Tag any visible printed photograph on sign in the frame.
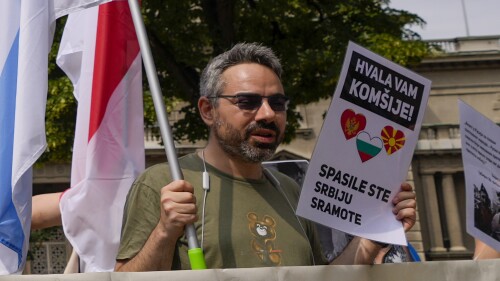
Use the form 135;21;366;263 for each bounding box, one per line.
474;183;500;241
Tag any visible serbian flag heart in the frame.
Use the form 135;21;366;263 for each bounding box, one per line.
356;131;383;162
380;126;406;155
340;109;366;140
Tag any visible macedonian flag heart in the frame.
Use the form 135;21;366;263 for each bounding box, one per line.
356;131;383;162
340;109;366;140
380;126;405;155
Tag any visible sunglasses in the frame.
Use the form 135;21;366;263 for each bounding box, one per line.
211;93;290;112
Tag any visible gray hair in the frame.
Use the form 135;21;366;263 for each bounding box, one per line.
199;42;282;99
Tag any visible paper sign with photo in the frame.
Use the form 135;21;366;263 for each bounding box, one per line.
296;41;431;245
459;101;500;251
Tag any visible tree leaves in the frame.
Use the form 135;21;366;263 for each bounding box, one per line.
43;0;430;162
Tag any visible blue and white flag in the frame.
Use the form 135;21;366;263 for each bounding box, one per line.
0;1;51;274
0;0;110;275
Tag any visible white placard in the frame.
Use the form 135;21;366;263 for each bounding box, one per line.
296;41;431;245
459;101;500;251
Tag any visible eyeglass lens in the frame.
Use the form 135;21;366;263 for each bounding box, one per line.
234;94;289;111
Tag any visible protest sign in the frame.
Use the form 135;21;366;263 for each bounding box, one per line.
459;101;500;251
296;41;431;245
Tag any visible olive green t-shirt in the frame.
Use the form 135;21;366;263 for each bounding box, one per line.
117;153;326;269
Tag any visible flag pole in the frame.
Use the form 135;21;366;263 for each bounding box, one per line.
127;0;206;270
460;0;470;36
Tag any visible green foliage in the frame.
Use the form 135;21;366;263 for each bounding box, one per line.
144;0;430;144
41;17;76;163
42;77;76;163
43;0;431;161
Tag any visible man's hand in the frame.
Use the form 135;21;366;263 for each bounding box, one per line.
391;182;416;232
115;180;198;272
331;182;417;266
158;180;198;241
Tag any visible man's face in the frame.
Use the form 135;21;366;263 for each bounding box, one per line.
211;63;286;163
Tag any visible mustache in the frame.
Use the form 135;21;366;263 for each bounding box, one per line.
245;121;281;138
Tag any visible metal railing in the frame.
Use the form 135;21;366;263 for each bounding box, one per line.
427;36;500;54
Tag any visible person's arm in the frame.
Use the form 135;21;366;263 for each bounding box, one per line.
115;180;198;271
330;237;384;264
330;183;416;265
373;244;392;264
473;239;500;260
115;222;178;271
31;192;63;230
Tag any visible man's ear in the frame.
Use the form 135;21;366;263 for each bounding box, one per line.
198;97;214;126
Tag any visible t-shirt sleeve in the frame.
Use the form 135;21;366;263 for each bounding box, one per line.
116;181;161;260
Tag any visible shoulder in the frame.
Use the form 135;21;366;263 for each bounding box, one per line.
264;167;301;200
265;167;299;184
133;162;171;193
132;153;201;192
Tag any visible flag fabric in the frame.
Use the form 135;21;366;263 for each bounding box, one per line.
57;1;145;272
0;2;50;274
0;0;117;275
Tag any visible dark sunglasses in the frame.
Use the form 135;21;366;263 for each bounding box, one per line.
210;93;290;112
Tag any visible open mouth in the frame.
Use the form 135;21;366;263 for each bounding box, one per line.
251;129;276;143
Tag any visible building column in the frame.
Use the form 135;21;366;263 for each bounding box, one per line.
421;173;446;252
441;173;467;251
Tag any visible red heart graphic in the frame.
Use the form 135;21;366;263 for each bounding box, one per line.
380;126;406;155
340;109;366;140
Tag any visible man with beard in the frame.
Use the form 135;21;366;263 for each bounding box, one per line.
114;43;417;271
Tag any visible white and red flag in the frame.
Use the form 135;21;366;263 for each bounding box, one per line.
57;1;145;272
0;0;111;274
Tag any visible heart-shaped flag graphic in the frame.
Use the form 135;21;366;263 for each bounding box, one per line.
380;126;406;155
340;109;366;140
356;131;383;162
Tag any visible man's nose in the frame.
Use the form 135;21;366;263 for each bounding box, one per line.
254;100;276;122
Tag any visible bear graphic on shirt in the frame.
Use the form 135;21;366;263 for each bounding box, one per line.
247;212;281;265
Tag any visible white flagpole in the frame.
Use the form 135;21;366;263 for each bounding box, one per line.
126;0;206;269
460;0;470;36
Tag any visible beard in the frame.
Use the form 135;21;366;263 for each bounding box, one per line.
212;117;283;163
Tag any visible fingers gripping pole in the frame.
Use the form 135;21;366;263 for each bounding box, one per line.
127;0;206;269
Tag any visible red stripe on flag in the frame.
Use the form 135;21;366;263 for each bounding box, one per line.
89;1;140;141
